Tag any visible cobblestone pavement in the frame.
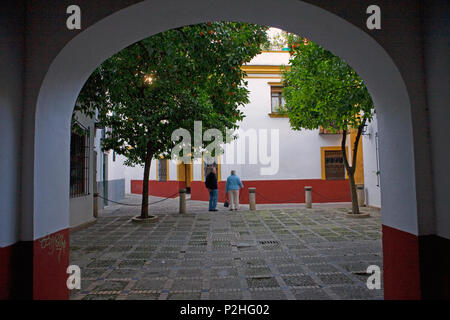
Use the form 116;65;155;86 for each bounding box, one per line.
70;195;383;300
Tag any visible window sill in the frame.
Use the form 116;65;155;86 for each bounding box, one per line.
268;113;288;118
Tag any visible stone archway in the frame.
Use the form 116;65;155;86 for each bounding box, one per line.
29;0;421;299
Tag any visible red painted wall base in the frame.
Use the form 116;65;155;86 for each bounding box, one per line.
131;180;182;198
0;229;69;300
131;179;351;204
382;225;450;299
382;225;421;299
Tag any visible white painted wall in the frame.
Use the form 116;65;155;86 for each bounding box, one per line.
362;116;381;208
245;51;290;66
221;73;343;180
107;151;126;181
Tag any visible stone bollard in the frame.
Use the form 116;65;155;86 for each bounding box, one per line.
249;188;256;211
93;192;99;218
357;184;365;207
179;189;186;214
305;186;312;208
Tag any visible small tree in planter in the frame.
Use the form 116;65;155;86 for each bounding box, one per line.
282;36;375;215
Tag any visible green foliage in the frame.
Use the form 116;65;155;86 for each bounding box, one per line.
282;35;374;132
76;22;268;166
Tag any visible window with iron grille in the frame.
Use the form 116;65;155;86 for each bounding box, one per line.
70;123;90;197
157;159;168;182
324;150;345;180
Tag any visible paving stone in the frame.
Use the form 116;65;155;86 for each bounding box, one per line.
168;292;202;300
86;259;117;268
209;268;239;278
242;259;266;267
133;279;167;291
306;264;340;273
148;259;178;268
118;259;146;268
250;289;287;300
246;277;279;289
291;288;331;300
243;267;272;277
141;269;171;278
82;294;118;300
277;265;306;275
126;252;152;259
282;275;316;287
170;279;203;291
317;273;354;285
82;268;108;278
210;278;242;290
92;280;128;292
106;268;140;279
126;293;160;300
176;268;203;278
209;291;243;300
329;286;379;300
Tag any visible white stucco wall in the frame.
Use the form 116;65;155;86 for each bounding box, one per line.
107;151;126;181
221;75;344;180
362;116;381;208
245;51;290;66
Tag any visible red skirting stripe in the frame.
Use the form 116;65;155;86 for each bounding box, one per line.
382;225;421;300
131;180;182;198
33;228;70;300
131;179;351;204
0;229;70;300
191;179;351;204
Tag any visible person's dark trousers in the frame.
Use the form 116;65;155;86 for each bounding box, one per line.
209;189;218;210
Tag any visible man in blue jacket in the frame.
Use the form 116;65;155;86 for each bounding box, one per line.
205;167;218;211
225;170;244;211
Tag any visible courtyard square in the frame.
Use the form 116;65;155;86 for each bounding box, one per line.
70;196;383;300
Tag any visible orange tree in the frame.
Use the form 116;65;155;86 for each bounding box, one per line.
282;36;375;214
76;22;268;219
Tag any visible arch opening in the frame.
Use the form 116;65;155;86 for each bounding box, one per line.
31;0;418;299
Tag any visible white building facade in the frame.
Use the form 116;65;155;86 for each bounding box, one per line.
69;112;127;229
122;51;381;208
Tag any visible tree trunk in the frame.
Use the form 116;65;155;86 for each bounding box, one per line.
140;147;153;219
341;129;360;214
348;169;360;214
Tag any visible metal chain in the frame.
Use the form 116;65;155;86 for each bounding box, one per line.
97;192;179;206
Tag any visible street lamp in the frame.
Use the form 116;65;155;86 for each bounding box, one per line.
144;75;153;84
